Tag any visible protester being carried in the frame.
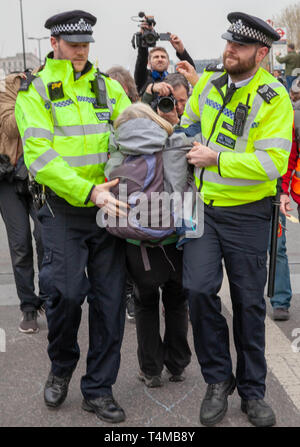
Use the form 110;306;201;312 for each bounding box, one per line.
103;103;192;387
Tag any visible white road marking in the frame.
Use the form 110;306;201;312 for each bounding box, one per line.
220;277;300;411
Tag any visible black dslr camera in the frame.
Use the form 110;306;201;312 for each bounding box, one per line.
131;12;170;49
157;94;176;113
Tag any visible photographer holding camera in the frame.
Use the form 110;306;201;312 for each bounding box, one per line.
142;73;190;126
133;13;195;96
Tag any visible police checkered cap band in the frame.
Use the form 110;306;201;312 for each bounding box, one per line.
229;19;273;47
51;18;92;35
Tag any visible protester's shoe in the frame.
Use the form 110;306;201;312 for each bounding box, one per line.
166;368;186;383
273;307;290;321
18;310;39;334
241;399;276;427
126;293;135;322
82;396;126;423
44;372;72;408
200;374;236;426
138;370;162;388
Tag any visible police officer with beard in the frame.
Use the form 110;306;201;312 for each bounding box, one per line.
181;12;293;427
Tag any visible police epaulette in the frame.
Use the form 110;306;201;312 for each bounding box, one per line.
257;84;279;104
206;63;224;72
19;73;37;92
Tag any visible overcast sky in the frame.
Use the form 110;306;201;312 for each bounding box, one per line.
0;0;296;72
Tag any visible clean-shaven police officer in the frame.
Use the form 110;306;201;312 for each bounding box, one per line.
15;10;131;423
181;12;293;427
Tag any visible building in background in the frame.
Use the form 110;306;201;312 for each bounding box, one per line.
0;53;40;75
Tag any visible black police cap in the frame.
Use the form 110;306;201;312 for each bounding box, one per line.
45;10;97;43
222;12;280;47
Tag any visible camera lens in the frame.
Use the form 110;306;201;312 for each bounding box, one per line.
157;96;175;113
144;32;157;45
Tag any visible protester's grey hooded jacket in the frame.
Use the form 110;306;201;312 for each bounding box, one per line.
106;118;193;192
105;117;203;242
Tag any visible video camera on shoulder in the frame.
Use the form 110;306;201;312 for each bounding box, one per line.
131;12;170;49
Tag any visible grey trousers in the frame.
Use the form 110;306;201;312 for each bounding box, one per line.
0;179;45;311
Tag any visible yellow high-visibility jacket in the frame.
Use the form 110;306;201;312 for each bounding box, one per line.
15;54;131;207
181;66;293;206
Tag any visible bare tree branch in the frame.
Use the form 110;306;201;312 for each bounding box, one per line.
273;3;300;48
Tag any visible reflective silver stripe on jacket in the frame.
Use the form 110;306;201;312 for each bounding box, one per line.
198;72;224;118
62;153;108;167
29;148;59;177
233;81;284;153
254;138;291;152
32;77;59;126
22;123;110;145
255;150;281;180
30;149;108;177
184;101;200;123
22;127;54;146
53;123;110;137
203;170;263;186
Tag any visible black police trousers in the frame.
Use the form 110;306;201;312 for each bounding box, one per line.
126;242;191;377
0;179;45;311
183;197;272;400
38;199;126;400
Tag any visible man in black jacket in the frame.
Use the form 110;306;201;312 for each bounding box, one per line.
134;20;195;96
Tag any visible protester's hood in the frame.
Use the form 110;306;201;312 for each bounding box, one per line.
115;118;169;155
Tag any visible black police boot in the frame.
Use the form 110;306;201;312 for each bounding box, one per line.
200;374;236;426
82;395;126;423
44;372;72;408
241;399;276;427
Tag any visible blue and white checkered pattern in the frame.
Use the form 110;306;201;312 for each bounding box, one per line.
53;99;74;108
47;96;116;111
205;98;259;129
77;96;97;105
206;98;235;120
51;97;97;108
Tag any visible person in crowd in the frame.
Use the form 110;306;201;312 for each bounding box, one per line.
276;43;300;91
279;77;300;256
290;77;300;108
0;71;46;333
134;14;195;96
181;12;293;427
268;202;293;321
15;9;131;423
142;72;190;125
176;60;200;88
268;79;300;321
105;102;192;388
272;68;287;88
106;65;139;104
